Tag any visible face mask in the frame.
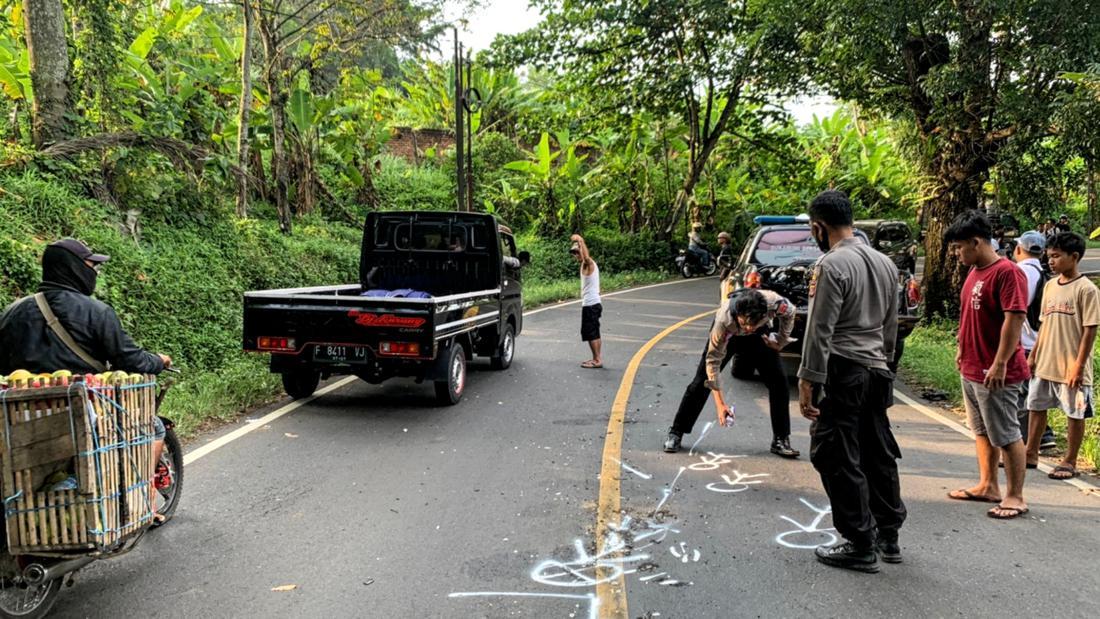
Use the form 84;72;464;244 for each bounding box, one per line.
812;223;831;252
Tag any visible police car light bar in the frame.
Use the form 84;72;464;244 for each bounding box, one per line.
753;214;811;225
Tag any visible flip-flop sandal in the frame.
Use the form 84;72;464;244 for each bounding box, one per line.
947;489;1001;503
1048;465;1079;480
987;505;1029;519
580;361;603;369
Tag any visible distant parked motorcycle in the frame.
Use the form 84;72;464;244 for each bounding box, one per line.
676;248;718;278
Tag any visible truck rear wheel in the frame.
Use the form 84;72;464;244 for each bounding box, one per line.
434;343;466;405
282;370;320;400
490;324;515;370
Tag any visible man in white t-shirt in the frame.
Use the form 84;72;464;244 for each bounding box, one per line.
1012;231;1056;451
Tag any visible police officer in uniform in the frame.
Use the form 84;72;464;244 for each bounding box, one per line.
797;190;906;573
663;287;800;458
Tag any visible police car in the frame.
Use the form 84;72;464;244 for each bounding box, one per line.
719;215;921;372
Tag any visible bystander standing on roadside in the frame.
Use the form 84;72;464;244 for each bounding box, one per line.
945;211;1031;520
1010;232;1058;453
1025;232;1100;480
797;190;905;573
570;234;603;369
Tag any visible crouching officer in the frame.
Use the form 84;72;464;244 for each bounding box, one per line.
663;287;800;458
797;190;907;573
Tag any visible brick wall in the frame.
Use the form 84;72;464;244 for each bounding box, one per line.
384;127;456;162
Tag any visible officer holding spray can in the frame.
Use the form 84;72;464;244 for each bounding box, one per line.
663;288;799;457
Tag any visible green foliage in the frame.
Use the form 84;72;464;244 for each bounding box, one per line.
372;154;455;212
516;227;671;283
0;172;358;371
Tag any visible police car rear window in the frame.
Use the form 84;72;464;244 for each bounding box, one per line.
752;229;822;265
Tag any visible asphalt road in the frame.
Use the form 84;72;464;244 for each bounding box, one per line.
50;278;1099;618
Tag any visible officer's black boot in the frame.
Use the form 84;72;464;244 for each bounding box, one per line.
770;436;800;458
814;541;879;573
875;530;902;564
663;430;683;453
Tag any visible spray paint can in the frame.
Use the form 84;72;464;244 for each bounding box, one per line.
723;404;736;427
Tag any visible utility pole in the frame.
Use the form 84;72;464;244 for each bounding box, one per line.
454;29;466;212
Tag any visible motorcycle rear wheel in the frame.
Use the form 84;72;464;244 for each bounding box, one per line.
0;578;60;619
151;425;184;528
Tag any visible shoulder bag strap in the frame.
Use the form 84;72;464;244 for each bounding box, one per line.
33;293;107;372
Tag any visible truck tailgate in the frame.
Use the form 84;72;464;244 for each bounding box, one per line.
243;286;436;361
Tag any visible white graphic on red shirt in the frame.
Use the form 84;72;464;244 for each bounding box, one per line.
971;279;985;310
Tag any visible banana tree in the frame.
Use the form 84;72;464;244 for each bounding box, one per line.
503;130;588;233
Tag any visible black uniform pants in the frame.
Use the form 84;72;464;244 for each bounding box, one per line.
809;355;907;548
670;330;791;439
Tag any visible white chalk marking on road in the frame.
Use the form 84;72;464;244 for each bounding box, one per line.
183;376;357;466
612;457;652;480
687;421;713;456
775;498;837;550
184;277;709;465
893;389;1100;496
653;466;687;514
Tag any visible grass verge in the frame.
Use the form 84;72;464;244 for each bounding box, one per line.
165;269;676;438
523;269;672;309
900;322;1100;472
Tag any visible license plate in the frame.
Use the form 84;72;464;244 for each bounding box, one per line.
313;344;369;363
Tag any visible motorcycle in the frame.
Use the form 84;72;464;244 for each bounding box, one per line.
0;369;183;618
676;248;718;278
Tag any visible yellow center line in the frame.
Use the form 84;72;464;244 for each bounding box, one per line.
596;309;717;618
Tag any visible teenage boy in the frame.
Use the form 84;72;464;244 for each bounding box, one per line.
1012;232;1057;451
945;211;1031;520
1025;232;1100;479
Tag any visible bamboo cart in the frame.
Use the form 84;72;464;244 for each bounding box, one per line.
0;374;158;556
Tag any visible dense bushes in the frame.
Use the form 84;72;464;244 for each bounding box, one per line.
516;227;672;282
0;172;360;373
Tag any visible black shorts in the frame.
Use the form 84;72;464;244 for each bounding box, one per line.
581;303;602;341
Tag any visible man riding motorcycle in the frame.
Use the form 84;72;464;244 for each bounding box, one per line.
688;222;713;268
0;238;172;519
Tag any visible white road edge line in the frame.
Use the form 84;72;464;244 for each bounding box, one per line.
183;376;357;465
893;389;1100;496
184;276;711;464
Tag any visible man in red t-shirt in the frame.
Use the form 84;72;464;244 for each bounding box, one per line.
945;211;1031;519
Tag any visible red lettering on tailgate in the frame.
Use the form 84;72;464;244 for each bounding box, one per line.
347;311;426;329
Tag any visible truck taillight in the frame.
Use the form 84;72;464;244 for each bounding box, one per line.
906;279;922;309
379;341;420;357
258;336;296;352
744;269;761;289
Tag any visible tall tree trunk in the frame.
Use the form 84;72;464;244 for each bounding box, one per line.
249;146;269;201
920;144;986;318
663;87;740;238
235;0;256;218
356;158;380;210
258;15;292;234
1087;158;1097;232
22;0;70;148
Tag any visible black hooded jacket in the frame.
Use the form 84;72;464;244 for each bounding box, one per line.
0;246;165;375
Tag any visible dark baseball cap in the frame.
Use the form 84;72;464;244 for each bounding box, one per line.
50;238;110;263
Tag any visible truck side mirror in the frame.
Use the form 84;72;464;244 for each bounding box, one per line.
518;250;531;266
